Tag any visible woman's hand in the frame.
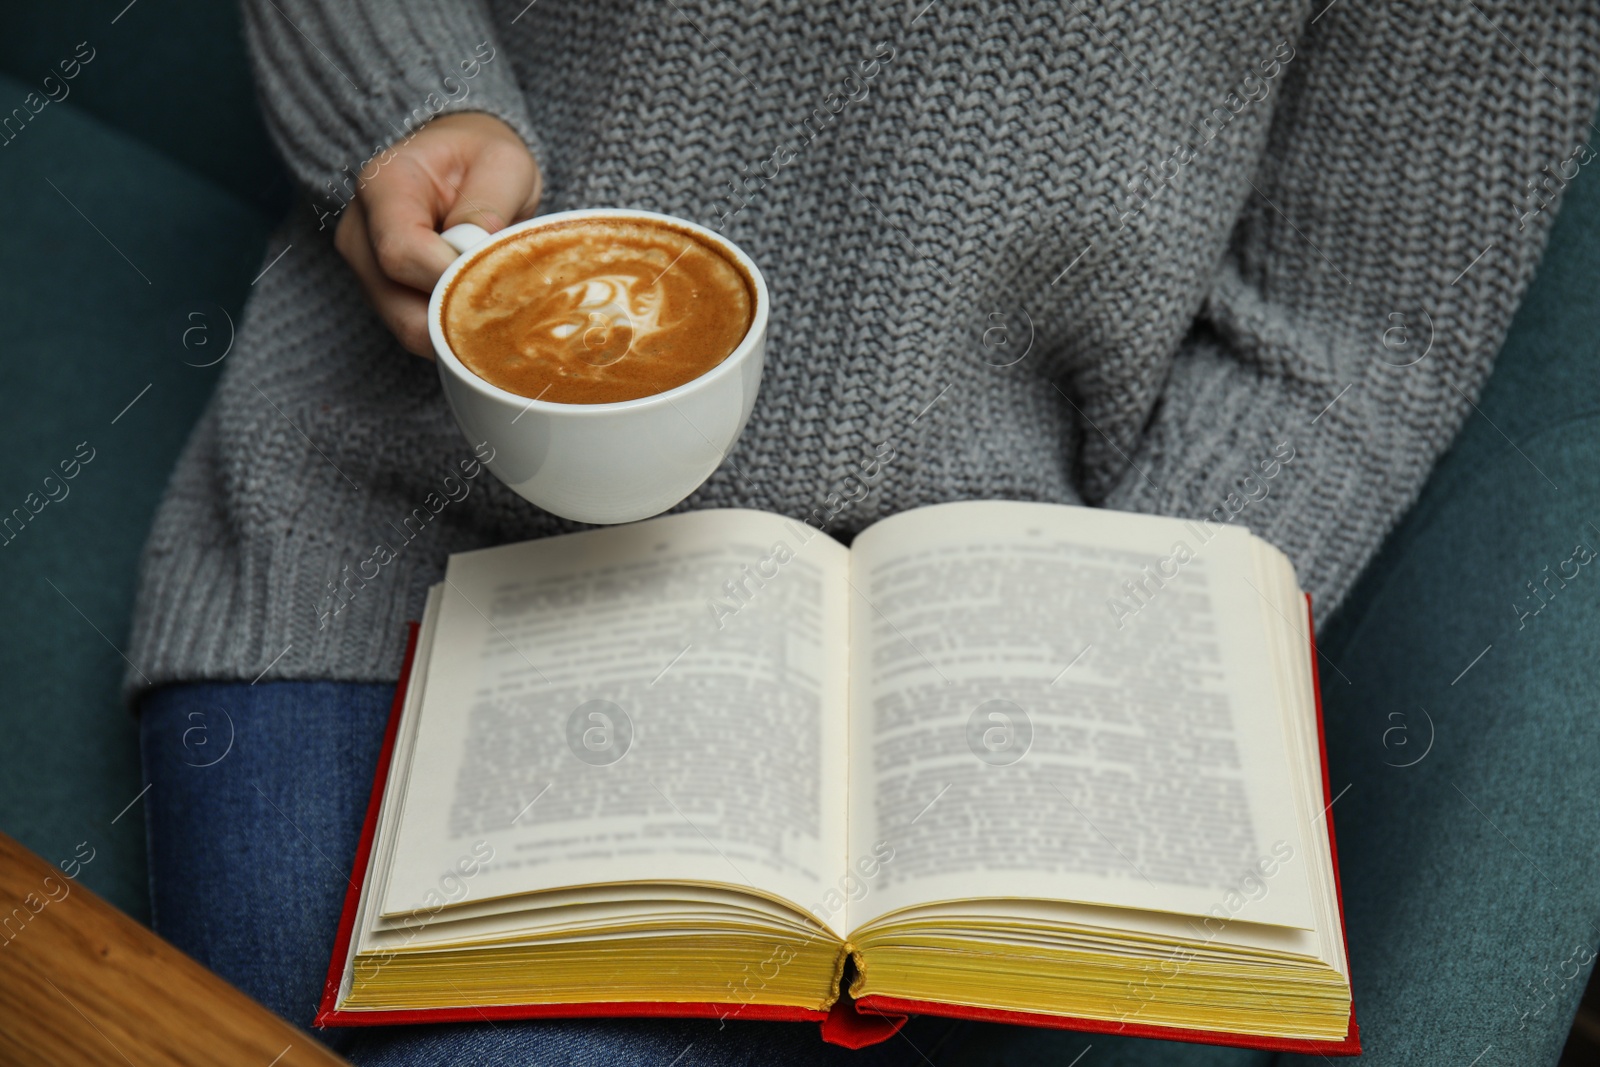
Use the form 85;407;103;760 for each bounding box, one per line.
333;111;542;357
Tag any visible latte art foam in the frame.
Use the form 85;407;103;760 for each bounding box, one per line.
442;217;754;404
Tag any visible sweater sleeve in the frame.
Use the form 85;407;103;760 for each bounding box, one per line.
1095;2;1600;622
240;0;541;223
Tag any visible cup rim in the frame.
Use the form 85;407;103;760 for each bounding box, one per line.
428;207;769;415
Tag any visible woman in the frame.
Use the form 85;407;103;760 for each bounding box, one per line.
131;1;1600;1062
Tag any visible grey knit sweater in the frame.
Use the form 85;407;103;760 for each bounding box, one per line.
127;0;1600;693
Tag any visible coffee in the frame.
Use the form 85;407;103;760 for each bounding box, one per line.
441;217;755;404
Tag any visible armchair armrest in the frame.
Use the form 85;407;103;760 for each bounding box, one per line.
0;832;346;1066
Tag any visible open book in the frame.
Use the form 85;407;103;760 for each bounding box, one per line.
319;501;1357;1052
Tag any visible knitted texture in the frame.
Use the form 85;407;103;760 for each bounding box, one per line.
128;0;1600;692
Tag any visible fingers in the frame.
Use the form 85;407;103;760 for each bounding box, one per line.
333;199;435;358
330;111;543;358
440;132;543;233
359;156;461;293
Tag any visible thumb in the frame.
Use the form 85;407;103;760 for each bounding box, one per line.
441;140;542;235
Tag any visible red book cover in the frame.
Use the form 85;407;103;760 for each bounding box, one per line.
317;598;1359;1054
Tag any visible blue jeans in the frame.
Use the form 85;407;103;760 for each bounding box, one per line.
139;680;962;1066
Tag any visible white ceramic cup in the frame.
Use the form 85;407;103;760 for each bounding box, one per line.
428;208;769;525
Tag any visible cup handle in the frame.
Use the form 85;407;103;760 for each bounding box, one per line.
440;223;493;255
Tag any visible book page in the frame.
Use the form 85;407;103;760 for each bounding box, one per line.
845;501;1315;933
340;584;443;1006
1252;539;1351;982
381;510;850;930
